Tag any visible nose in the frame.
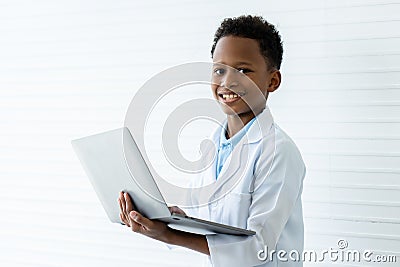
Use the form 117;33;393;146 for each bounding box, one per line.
220;69;239;89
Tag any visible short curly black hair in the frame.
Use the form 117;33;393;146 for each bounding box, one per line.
211;15;283;70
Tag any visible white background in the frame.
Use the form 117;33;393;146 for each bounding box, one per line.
0;0;399;266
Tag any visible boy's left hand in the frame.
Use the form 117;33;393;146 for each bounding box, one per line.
118;191;172;243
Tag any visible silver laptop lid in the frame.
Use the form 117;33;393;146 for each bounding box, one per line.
72;127;171;222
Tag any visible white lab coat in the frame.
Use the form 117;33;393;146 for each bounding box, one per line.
185;107;306;267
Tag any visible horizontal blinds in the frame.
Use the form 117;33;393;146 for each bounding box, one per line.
0;1;399;266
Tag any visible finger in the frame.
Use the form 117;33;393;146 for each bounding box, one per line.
130;211;153;229
120;192;132;227
119;212;127;226
118;197;128;217
122;192;132;222
168;206;186;215
118;198;127;224
123;192;133;225
124;192;134;213
119;192;126;215
120;213;130;227
118;197;130;225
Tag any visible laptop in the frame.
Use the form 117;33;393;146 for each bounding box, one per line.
71;127;255;236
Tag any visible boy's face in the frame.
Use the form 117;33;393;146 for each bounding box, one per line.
211;36;281;117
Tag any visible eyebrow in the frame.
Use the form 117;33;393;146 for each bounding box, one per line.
213;61;253;67
235;61;253;66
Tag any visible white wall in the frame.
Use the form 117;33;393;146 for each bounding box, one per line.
0;0;399;266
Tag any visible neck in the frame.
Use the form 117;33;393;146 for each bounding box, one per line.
226;107;264;138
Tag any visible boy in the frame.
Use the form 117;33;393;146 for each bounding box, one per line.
118;15;306;267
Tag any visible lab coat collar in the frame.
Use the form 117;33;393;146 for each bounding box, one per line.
242;106;274;144
198;107;274;201
210;106;274;146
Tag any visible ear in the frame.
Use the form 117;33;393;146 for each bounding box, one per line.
267;70;281;93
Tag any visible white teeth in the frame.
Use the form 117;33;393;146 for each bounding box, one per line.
221;94;239;99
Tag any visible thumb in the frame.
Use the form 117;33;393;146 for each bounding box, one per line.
168;206;186;215
130;211;152;228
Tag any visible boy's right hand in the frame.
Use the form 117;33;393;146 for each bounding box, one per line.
168;206;186;216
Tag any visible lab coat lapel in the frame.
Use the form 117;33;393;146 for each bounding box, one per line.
199;107;274;202
196;123;243;202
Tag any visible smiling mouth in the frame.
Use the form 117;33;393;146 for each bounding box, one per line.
217;92;245;103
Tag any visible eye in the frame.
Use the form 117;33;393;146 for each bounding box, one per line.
214;68;225;76
237;68;252;74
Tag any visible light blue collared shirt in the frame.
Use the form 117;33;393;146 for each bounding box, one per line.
216;116;257;179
